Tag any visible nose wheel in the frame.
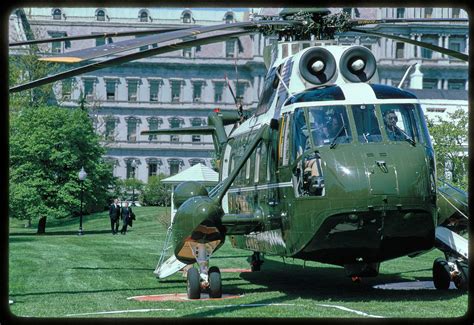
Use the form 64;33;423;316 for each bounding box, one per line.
186;265;222;299
432;257;469;291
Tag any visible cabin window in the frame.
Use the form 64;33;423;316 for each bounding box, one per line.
259;142;268;183
352;105;382;143
380;104;424;144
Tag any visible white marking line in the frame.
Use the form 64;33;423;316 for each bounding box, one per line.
195;303;295;309
316;304;384;318
65;308;175;317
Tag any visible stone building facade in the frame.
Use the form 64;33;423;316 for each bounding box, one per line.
9;7;468;183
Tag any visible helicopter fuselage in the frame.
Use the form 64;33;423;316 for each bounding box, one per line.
223;82;437;267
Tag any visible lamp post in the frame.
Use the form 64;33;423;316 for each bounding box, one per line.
78;167;87;235
131;160;137;206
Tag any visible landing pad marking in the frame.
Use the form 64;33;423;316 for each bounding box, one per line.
65;308;176;316
316;304;384;318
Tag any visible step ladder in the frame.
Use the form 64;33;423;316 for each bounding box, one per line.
154;226;186;279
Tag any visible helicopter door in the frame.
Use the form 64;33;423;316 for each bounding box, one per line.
221;142;233;213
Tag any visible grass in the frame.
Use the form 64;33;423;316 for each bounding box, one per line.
8;207;469;319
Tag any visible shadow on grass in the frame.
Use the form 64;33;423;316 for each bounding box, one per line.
10;230;114;236
180;260;466;318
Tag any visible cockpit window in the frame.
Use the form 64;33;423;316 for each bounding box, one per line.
380;104;424;143
352;105;382;143
293;106;352;155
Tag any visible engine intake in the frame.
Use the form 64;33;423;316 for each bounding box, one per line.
298;47;337;85
339;46;376;82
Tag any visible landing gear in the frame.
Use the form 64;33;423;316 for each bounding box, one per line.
187;267;201;299
432;256;469;291
185;242;223;299
250;252;264;272
432;258;451;290
208;266;222;298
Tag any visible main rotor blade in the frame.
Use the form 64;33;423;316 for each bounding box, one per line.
9;30;251;93
9;26;194;47
351;28;468;62
38;20;298;63
350;18;468;26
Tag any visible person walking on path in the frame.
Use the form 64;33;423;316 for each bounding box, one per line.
109;198;121;235
120;201;133;235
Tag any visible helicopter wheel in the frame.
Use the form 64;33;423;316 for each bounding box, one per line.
187;267;201;299
208;266;222;298
432;257;451;290
453;260;468;291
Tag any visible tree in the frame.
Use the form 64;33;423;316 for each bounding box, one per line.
123;178;144;205
426;109;468;191
9;106;115;223
140;174;171;206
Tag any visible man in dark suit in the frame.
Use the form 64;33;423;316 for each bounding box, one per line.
109;198;121;235
120;201;133;235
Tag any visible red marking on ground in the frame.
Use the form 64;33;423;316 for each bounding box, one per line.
220;268;252;273
129;293;242;302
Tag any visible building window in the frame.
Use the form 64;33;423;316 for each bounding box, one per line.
423;78;438;89
168;159;183;176
193;82;203;102
127;80;139;102
105;119;116;141
171;80;182;103
105;80;117;101
189;159;205;166
83;79;95;100
225;40;235;58
421;35;437;59
53;9;62;20
169;117;182;143
126;160;138;179
49;32;67;54
452;8;461;18
127;118;139;142
96;9;106;21
147;117;162;141
139;10;149;22
191;118;203;142
149;80;160;102
62;79;72;100
395;42;405;58
183;46;192;58
424;8;433;18
148;162;158;177
448;79;465;90
236;82;246;102
396;8;405;18
214;82;224;102
182;12;192;23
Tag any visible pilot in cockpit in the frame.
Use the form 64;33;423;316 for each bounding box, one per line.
383;110;405;141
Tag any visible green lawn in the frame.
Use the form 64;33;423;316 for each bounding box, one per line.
8;207;469;319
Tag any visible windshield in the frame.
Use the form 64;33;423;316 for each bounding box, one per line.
380;104;425;143
352;104;382;143
293;106;352;155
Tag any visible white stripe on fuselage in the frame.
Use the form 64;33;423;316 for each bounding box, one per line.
228;182;293;193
